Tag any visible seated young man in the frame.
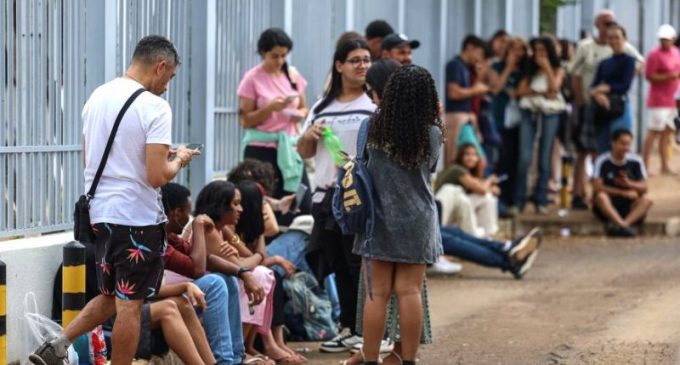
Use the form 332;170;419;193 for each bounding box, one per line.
592;129;653;237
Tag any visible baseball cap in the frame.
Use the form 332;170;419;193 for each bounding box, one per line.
381;33;421;50
657;24;677;40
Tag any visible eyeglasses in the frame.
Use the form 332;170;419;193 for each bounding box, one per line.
344;57;372;67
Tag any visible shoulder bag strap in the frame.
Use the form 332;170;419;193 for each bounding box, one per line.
86;87;146;198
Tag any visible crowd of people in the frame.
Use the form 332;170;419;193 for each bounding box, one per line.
28;8;680;365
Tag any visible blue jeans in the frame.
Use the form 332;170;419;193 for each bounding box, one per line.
515;111;560;209
194;274;244;365
440;226;511;270
596;100;632;154
266;230;312;277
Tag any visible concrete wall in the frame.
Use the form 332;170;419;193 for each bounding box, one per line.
0;233;71;363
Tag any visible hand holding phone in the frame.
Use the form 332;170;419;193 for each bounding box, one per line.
294;184;309;212
186;143;204;152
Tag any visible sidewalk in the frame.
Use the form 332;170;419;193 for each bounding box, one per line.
515;151;680;237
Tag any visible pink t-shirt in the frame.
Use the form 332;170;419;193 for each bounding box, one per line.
645;46;680;108
237;64;308;147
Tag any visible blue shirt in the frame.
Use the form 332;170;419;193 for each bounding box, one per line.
445;56;472;112
591;53;636;95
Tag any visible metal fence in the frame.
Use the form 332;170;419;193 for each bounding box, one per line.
0;0;87;238
2;0;542;238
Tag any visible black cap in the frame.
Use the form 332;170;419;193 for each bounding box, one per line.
381;33;420;50
365;20;394;39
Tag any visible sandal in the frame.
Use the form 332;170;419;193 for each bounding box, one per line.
271;355;304;365
340;348;382;365
244;354;274;365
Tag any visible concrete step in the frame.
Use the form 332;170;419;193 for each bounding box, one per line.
511;207;679;237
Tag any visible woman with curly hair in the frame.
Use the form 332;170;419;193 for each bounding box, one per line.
297;38;376;353
357;64;443;365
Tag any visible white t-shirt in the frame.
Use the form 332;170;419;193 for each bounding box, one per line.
301;94;376;189
568;38;644;100
82;77;172;226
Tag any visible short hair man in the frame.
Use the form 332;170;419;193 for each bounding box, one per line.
443;34;489;167
568;9;644;209
30;35;200;364
642;24;680;175
365;20;394;61
592;129;653;237
381;33;420;65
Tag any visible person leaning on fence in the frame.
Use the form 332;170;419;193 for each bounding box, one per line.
592;129;653;238
237;28;310;200
642;24;680;175
589;24;636;154
568;9;644;210
30;35;200;365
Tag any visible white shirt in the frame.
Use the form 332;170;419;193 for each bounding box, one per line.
568;38;644;101
301;94;376;189
82;77;172;226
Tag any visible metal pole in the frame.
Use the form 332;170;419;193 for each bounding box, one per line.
62;241;86;328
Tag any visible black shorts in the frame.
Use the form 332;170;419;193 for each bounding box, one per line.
593;196;641;223
135;303;169;360
93;223;166;300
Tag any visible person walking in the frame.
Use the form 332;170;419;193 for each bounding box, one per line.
30;35;199;364
298;38;375;354
238;28;309;200
356;64;443;365
515;37;566;214
642;24;680;175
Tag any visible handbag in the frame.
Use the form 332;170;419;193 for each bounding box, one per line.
504;99;522;129
594;93;626;124
518;73;566;114
73;88;146;243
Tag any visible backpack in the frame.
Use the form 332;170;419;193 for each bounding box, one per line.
331;118;375;241
283;272;337;341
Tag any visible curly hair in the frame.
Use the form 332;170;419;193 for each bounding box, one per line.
227;158;277;196
368;64;442;169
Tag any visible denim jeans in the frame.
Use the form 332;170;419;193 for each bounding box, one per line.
194;273;244;365
440;226;511;270
266;230;312;277
515;111;560;209
596;100;632;154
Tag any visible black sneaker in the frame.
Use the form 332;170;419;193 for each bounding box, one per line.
320;328;362;353
571;196;589;210
606;224;635;237
29;340;68;365
509;227;542;263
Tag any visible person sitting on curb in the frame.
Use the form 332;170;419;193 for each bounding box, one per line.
592;129;653;237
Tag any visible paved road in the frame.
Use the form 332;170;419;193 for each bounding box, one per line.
299;236;680;364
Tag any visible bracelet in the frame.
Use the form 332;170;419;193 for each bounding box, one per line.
237;266;252;278
230;235;244;246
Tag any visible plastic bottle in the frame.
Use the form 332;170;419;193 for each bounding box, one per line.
321;127;346;165
89;325;107;365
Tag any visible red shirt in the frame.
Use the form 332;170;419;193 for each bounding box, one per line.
645;46;680;107
164;232;197;279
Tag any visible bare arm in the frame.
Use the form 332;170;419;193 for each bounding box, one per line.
571;75;584;106
489;65;513;95
145;144;194;188
459;174;493;194
646;72;678;83
592;178;633;198
545;67;564;93
187;216;214;278
447;82;488;100
516;78;536;97
239;97;273;128
297;123;323;159
262;203;279;237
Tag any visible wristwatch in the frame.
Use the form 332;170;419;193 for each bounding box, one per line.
237;267;252;278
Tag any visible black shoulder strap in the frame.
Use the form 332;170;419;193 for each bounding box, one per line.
87;88;146;198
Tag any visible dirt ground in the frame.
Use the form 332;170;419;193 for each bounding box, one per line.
297;236;680;365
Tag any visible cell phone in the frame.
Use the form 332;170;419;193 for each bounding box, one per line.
186;143;204;152
496;174;509;183
286;94;299;100
294;184;309;212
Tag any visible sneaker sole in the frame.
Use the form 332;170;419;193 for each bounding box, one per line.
28;355;49;365
319;346;351;353
350;345;395;354
509;227;541;262
519;248;540;277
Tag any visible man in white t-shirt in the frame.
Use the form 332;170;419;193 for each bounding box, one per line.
30;35;199;365
568;9;644;210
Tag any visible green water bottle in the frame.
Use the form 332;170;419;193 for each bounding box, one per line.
322;127;346;165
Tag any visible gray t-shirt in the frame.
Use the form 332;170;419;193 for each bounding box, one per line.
354;125;443;264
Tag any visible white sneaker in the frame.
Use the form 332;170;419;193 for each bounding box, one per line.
350;340;394;354
426;257;462;275
320;328;363;353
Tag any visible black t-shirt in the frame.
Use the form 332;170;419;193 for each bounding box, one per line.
593;152;647;188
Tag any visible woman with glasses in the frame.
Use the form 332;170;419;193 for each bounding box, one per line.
238;28;309;201
297;38;376;354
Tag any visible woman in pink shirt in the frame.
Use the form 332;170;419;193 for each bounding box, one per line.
238;28;309;199
643;24;680;174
